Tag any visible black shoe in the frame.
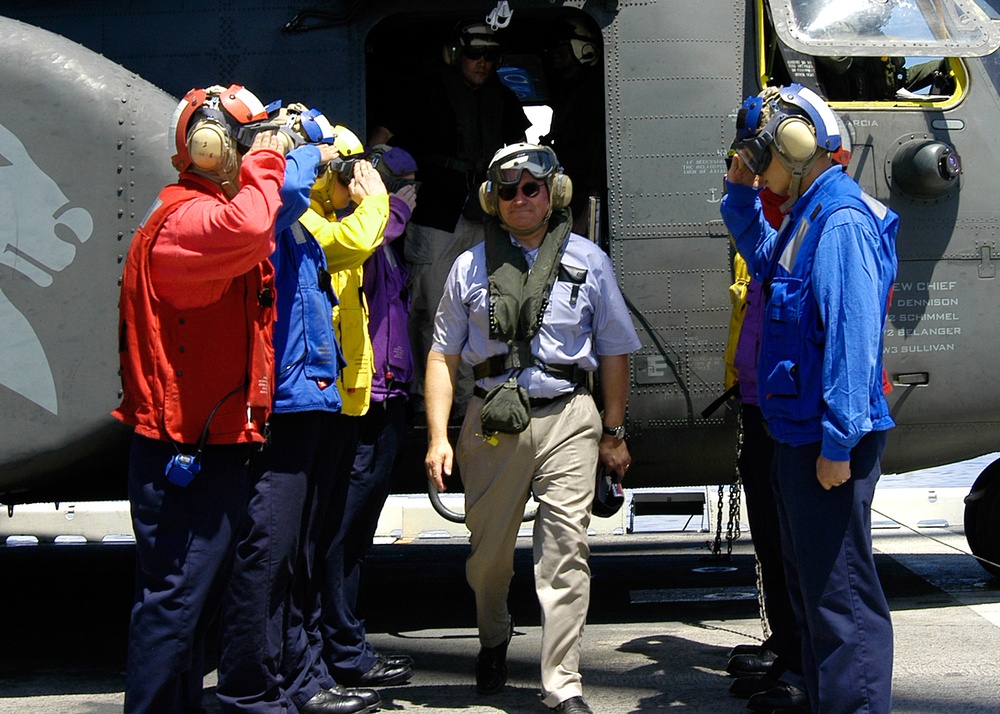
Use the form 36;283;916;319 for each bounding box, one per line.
747;682;810;712
341;655;413;687
729;642;765;658
379;653;414;668
475;617;513;695
730;674;778;699
329;685;381;710
550;696;594;714
300;689;374;714
727;648;777;677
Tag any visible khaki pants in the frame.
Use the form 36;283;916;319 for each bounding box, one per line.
457;389;601;707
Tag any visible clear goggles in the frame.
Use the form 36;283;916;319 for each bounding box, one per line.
491;147;557;185
731;129;775;175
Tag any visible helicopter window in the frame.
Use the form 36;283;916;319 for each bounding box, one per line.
761;1;972;103
815;55;957;102
971;0;1000;96
768;0;1000;57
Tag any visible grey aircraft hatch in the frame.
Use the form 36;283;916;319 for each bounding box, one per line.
2;0;1000;572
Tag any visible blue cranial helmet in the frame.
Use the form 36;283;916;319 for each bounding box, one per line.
731;83;852;208
732;84;849;172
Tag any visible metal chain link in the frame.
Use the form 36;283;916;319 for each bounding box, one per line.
711;409;744;559
725;477;742;556
754;553;771;640
711;482;726;558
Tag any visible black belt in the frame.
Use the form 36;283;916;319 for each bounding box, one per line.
472;353;588;388
473;386;568;410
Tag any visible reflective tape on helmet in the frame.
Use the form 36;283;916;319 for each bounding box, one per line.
219;84;268;124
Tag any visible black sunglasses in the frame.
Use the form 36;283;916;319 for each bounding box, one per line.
464;47;500;62
498;181;542;201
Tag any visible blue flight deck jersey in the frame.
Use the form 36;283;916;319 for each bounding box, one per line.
432;232;642;399
720;167;897;461
270;144;346;414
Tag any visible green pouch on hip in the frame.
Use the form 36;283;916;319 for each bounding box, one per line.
480;373;531;434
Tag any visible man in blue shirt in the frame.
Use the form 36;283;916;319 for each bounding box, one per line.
424;143;641;714
720;85;898;714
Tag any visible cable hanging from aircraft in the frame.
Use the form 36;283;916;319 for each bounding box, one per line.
622;292;698;427
871;505;1000;574
282;2;365;33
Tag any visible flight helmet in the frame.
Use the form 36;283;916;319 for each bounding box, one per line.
547;15;601;67
731;83;852;208
256;102;339;154
311;124;366;201
169;84;269;191
443;20;503;66
478;142;573;234
368;144;419;193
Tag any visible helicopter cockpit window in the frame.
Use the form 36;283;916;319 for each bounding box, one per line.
769;0;1000;57
763;0;1000;103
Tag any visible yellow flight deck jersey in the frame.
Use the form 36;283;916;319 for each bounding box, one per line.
299;192;389;416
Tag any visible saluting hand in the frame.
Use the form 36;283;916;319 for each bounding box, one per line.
315;144;340;166
348;160;388;203
393;184;418;212
247;130;288;157
726;152;758;188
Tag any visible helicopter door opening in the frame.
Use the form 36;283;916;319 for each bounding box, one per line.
364;8;608;242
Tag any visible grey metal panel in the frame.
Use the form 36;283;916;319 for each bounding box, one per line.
0;15;178;494
607;0;744;241
1;1;369;131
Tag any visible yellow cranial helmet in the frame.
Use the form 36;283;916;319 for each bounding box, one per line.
312;125;366;198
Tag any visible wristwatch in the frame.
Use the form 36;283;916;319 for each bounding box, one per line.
602;424;626;440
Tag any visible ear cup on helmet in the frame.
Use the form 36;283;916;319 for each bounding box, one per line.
479;180;497;216
443;19;468;67
187;121;230;171
549;171;573;210
774;117;817;164
570;37;599;66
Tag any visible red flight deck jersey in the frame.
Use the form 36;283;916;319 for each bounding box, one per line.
113;151;285;445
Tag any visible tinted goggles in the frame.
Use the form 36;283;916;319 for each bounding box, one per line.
731;129;775;175
464;46;500;62
492;148;557;185
329;157;360;184
498;181;543;201
235;119;300;153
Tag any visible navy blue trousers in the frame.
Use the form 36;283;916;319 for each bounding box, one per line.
125;434;252;714
322;397;407;679
216;411;356;713
738;404;802;680
772;430;893;714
